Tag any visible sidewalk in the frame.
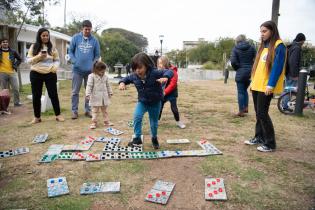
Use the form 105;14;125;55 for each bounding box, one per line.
20;68;235;85
20;69;127;85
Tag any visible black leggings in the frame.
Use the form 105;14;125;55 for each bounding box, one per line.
30;71;61;118
159;98;180;121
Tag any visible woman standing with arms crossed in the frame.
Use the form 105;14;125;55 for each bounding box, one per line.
244;21;286;152
27;28;64;124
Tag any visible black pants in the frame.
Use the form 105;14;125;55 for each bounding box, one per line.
30;71;61;118
159;98;180;121
252;90;276;149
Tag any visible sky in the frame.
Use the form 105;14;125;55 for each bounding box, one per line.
45;0;315;53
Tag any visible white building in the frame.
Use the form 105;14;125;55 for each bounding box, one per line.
183;38;207;50
0;24;71;65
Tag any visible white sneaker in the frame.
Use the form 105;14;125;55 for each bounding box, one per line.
257;145;273;152
176;121;186;129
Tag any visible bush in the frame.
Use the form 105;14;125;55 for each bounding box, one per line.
202;61;222;70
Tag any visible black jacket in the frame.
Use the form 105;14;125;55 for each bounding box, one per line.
286;41;302;78
0;48;22;71
230;41;256;82
119;68;173;105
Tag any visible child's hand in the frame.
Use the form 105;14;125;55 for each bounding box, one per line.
85;95;90;100
119;83;126;90
156;78;168;84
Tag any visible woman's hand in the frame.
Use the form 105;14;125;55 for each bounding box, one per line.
156;77;168;84
265;87;273;95
39;51;47;60
119;83;126;90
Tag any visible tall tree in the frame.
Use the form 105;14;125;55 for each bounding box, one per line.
102;28;148;51
52;15;106;36
2;0;59;26
99;32;140;68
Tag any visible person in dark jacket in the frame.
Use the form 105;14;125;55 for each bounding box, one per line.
0;38;23;107
230;34;256;117
282;33;306;110
125;63;131;75
119;52;173;149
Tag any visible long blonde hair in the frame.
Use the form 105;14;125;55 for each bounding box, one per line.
158;56;170;69
252;21;280;77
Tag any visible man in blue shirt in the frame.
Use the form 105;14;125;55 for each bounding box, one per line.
69;20;100;119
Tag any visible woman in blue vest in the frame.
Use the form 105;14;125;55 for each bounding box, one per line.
244;21;286;152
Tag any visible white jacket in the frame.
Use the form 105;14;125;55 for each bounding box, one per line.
86;73;113;106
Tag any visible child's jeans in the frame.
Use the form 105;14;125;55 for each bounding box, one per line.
134;101;161;138
91;106;109;124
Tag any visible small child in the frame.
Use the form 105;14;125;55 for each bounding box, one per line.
119;52;173;149
86;61;113;129
157;56;185;129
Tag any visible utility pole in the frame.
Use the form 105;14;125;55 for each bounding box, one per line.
41;0;45;27
271;0;280;25
64;0;67;27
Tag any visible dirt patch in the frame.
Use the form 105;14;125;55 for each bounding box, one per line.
0;104;31;126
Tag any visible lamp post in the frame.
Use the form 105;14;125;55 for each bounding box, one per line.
159;35;164;56
185;49;188;68
176;49;179;67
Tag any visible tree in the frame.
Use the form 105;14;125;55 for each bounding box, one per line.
102;28;148;51
52;18;83;36
99;32;140;68
2;0;59;26
302;44;315;68
188;43;216;64
183;37;235;69
215;37;235;59
166;50;188;68
52;14;106;36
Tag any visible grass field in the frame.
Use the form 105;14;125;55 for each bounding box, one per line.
0;79;314;210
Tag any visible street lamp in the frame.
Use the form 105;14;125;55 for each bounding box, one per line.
176;49;179;67
185;49;188;68
159;35;164;56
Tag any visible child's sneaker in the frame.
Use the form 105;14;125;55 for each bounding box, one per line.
104;121;114;126
128;137;142;147
151;137;160;149
90;122;97;129
176;121;186;129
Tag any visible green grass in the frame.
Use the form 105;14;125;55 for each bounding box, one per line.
1;79;314;209
41;108;68;116
43;197;92;210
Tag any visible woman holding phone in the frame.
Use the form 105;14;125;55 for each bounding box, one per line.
27;28;64;124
